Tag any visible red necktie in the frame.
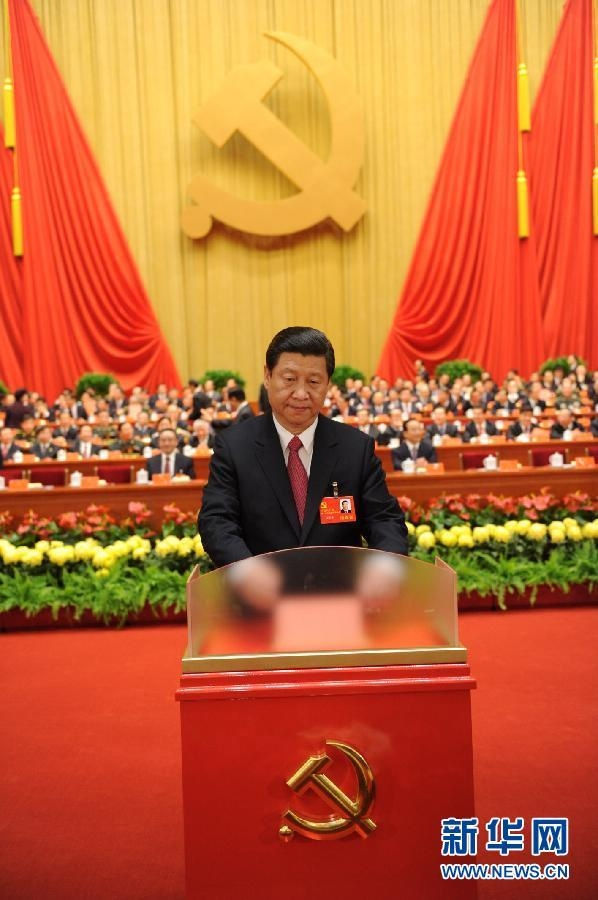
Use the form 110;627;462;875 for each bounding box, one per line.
287;435;308;525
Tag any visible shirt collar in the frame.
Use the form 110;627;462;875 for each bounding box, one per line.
272;414;318;455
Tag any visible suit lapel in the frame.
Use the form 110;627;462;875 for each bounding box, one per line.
254;414;301;539
300;415;339;544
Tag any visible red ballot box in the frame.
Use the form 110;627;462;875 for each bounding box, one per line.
177;548;477;900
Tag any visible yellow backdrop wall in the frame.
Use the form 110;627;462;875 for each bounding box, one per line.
2;1;561;394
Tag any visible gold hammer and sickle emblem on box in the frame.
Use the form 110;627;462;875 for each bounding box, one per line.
181;32;366;239
280;740;376;841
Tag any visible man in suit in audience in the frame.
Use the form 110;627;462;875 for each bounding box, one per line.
375;408;404;447
355;407;379;441
462;406;498;442
199;326;408;567
426;405;460;440
31;425;58;460
146;428;195;479
549;409;584;440
229;388;255;425
52;411;79;444
188;419;215;451
507;406;536;440
0;427;19;464
391;420;438;469
71;424;101;458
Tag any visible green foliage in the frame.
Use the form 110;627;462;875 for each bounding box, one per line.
75;372;117;398
198;369;246;390
330;365;366;389
434;359;483;383
539;355;587;375
0;379;10;396
412;540;597;610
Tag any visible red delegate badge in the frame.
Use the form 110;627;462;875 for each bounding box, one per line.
319;495;356;524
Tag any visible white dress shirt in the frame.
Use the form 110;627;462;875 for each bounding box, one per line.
272;415;318;477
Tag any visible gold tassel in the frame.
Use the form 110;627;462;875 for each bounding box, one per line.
593;168;598;236
3;77;15;147
517;63;531;132
517;170;529;238
594;59;598;126
11;186;23;256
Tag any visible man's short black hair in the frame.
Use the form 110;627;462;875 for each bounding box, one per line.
265;327;335;377
228;388;246;402
15;388;28;402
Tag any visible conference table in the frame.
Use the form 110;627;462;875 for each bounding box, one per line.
1;465;595;531
2;437;596;485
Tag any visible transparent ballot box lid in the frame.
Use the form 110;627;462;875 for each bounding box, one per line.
183;547;465;673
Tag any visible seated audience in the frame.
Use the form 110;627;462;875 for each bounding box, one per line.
462;406;498;442
426;405;460;440
392;419;438;469
229;388;254;425
549;409;584;440
355;407;379;440
109;422;144;454
375;408;404;447
188;419;215;451
71;424;100;458
4;389;34;429
0;427;19;463
31;425;58;460
507;406;537;441
146;428;195;479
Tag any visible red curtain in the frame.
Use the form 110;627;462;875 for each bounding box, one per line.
0;124;24;389
5;0;180;399
377;0;545;383
529;0;597;368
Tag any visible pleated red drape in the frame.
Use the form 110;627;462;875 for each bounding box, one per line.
5;0;180;399
377;0;545;383
0;124;25;388
528;0;597;368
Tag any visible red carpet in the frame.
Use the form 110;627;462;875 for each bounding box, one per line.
1;608;596;899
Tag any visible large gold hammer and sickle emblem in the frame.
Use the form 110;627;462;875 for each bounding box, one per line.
181;32;366;238
280;740;376;841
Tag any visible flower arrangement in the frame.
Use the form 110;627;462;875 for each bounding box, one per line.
0;491;596;621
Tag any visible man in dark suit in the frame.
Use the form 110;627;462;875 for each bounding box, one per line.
426;405;460;440
391;420;438;469
31;425;58;460
549;409;584;440
229;388;255;425
507;406;536;440
199;327;408;567
146;428;195;479
355;407;379;441
0;427;19;464
71;424;101;458
462;407;498;442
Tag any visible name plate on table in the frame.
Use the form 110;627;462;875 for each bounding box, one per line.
499;460;520;471
8;479;28;490
574;457;595;468
152;473;172;485
80;476;100;488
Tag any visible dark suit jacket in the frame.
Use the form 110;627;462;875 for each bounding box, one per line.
30;442;58;460
0;442;19;464
146;452;195;479
198;412;408;568
391;440;438;468
71;440;100;457
550;422;583;439
233;403;255;425
426;423;459;440
462;421;498;442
